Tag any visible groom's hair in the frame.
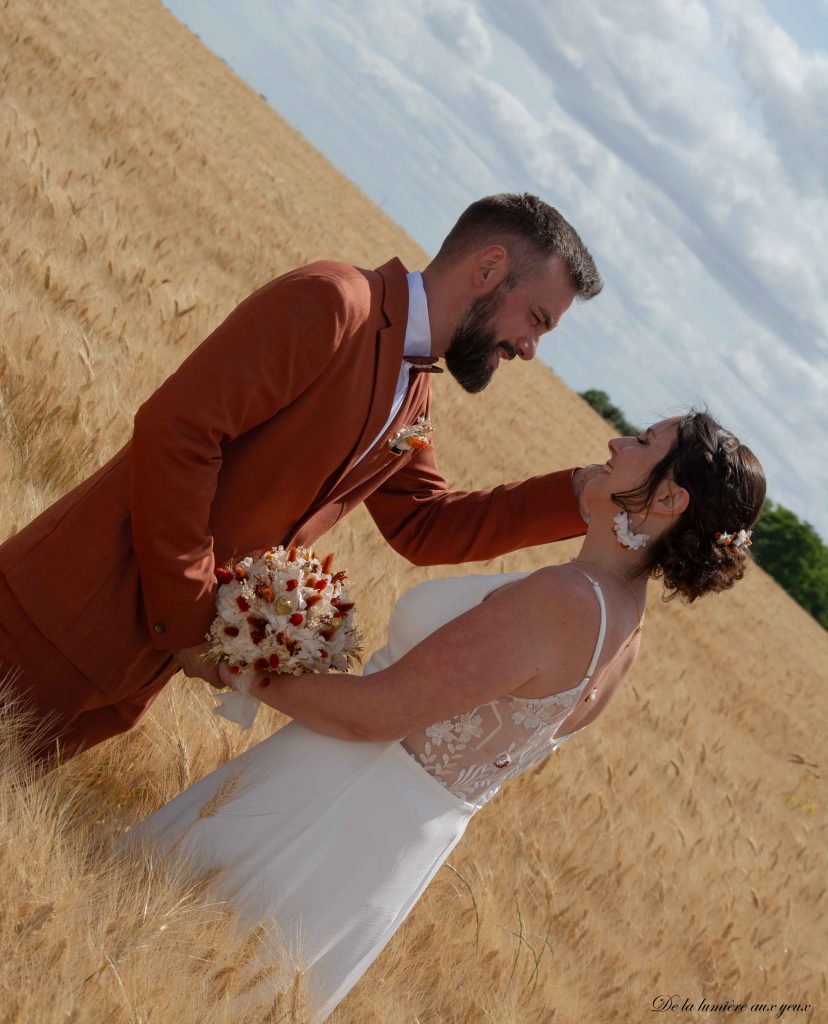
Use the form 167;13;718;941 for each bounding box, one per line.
432;193;603;300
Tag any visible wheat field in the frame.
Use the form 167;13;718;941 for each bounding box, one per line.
0;1;825;1022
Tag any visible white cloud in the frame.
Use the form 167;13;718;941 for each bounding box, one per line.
722;0;828;196
422;0;493;69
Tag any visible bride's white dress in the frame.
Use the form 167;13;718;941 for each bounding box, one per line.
128;570;608;1021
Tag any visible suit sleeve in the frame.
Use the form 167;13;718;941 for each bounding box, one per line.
364;442;586;566
130;269;355;651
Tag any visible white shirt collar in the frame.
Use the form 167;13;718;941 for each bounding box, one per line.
404;271;432;358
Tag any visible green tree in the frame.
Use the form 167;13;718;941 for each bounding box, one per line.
578;389;640;437
751;501;828;629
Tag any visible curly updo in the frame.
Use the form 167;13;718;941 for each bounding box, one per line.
612;410;766;602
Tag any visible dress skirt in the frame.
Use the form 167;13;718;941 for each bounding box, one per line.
127;720;478;1022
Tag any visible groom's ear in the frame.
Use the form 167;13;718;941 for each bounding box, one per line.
473;245;509;289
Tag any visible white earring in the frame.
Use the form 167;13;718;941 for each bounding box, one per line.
613;511;650;551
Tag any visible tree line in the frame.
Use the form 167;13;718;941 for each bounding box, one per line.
578;390;828;630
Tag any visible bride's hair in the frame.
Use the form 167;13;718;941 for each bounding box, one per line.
611;410;766;602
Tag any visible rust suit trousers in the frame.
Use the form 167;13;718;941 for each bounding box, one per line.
0;572;178;767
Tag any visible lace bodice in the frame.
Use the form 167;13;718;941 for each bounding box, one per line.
363;571;607;807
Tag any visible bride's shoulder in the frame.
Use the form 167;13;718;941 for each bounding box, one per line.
482;565;603;631
508;563;601;602
510;567;607;634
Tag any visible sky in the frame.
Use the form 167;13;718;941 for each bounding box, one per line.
162;0;828;539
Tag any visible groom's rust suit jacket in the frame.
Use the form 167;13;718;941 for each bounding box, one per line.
0;258;585;699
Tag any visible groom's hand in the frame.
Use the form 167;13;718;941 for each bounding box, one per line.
173;641;229;690
572;464;603;524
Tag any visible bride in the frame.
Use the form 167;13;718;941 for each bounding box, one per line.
128;410;766;1020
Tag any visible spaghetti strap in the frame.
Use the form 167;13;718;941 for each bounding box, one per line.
569;568;608;684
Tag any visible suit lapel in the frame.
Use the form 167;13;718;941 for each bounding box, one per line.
384;365;431;455
326;366;432;503
345;256;409;465
291;367;433;548
305;258;409;507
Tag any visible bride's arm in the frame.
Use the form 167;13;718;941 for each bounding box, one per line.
246;569;599;741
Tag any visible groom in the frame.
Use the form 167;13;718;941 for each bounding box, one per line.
0;192;602;764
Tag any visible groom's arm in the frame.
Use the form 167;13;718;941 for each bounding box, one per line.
364;444;588;566
130;265;363;651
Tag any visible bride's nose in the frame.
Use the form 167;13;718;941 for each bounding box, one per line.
608;435;633;456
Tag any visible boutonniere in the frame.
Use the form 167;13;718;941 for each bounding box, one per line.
388;416;433;454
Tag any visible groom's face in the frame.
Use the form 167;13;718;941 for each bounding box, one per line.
444;254;577;394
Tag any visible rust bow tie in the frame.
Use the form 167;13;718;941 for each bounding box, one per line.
405;355;443;374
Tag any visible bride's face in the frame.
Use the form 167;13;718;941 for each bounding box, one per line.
585;417;682;506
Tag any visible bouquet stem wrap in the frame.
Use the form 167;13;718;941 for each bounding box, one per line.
212;669;261;729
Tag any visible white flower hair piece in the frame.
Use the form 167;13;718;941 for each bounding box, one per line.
612;511;650;551
715;529;752;548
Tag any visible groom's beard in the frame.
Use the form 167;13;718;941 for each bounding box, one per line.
444;281;514;394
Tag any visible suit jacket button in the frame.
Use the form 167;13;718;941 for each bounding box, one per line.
153;622;166;634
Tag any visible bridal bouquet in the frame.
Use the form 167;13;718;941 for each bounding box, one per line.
199;546;362;729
